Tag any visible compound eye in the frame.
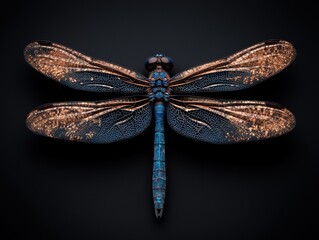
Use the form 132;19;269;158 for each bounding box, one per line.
145;58;158;71
161;57;174;70
148;57;158;64
161;57;170;63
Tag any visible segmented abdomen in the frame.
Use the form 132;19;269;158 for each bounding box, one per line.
152;102;166;217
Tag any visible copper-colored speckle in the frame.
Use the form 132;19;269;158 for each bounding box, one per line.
26;97;150;142
24;41;149;86
171;40;296;86
25;40;296;144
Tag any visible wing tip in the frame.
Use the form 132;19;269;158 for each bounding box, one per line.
26;110;38;133
265;39;297;62
24;40;53;61
23;42;34;62
24;42;39;63
284;107;296;133
283;40;297;64
268;103;296;136
25;105;50;133
264;101;296;134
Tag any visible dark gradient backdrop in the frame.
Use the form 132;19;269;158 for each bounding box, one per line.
1;1;318;239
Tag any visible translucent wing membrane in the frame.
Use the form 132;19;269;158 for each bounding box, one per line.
24;41;148;93
27;96;151;143
170;40;296;93
167;96;295;144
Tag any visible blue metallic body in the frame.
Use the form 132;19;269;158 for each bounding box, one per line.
153;102;166;217
149;68;170;217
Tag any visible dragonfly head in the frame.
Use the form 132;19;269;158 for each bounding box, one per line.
145;54;174;71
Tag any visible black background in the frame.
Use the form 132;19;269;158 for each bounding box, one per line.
1;0;318;239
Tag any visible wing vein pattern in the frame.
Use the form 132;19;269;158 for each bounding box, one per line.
24;41;149;93
27;96;152;143
170;40;296;93
167;96;295;143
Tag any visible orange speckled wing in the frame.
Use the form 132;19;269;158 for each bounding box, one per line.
26;96;152;143
170;40;296;93
24;41;148;93
167;96;295;143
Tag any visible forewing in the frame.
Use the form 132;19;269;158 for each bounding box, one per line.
167;96;295;144
170;40;296;92
24;41;148;93
27;96;151;143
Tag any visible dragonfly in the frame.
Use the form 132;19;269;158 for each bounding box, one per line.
24;39;296;218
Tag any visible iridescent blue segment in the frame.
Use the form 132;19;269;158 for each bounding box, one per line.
149;84;169;102
156;80;163;86
152;102;166;217
152;72;167;79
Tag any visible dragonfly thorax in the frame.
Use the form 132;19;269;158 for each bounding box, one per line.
148;65;170;102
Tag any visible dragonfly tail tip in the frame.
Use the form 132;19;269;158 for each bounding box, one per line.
155;208;163;218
